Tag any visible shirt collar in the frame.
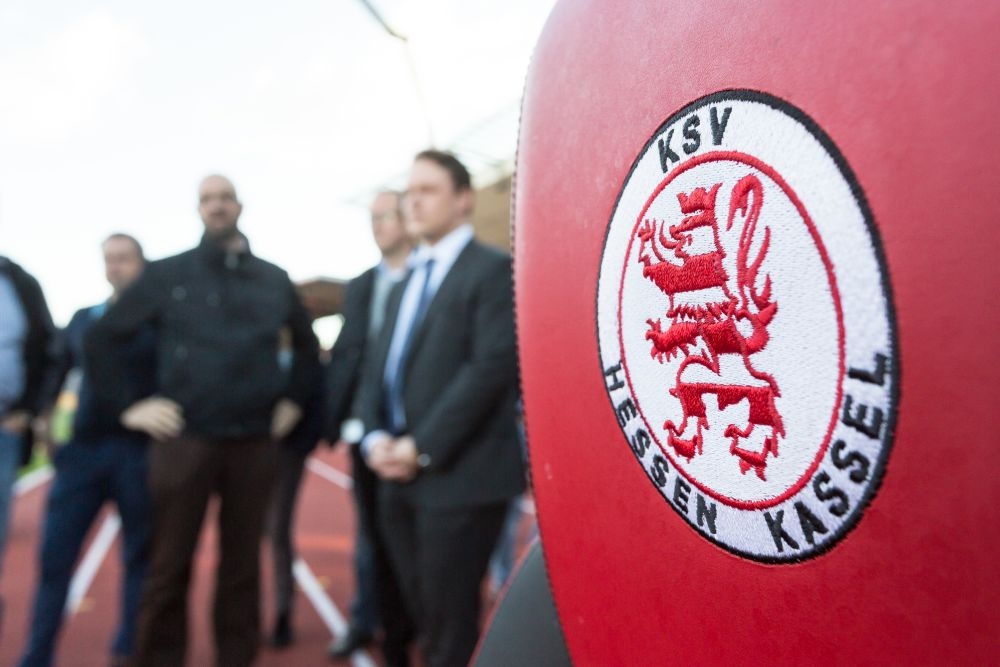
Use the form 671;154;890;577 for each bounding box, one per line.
198;231;252;267
376;254;412;281
411;224;474;268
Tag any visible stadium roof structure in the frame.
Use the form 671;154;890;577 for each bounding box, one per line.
343;101;520;208
302;103;520;321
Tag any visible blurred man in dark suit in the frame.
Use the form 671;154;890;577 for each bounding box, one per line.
361;151;524;667
325;190;413;664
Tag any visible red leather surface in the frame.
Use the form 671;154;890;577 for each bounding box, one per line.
514;1;1000;663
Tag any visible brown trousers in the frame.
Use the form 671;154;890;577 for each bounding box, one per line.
131;435;277;667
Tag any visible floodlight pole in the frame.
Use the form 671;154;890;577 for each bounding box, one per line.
354;0;436;147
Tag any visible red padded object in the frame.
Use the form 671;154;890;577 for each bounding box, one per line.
514;1;1000;664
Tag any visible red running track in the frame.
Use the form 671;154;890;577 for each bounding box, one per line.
0;446;536;666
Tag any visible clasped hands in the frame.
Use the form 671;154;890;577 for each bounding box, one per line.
367;434;420;482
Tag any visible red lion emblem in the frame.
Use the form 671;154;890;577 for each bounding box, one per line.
637;174;784;480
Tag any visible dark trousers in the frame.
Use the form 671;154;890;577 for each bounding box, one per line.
20;437;150;667
266;446;307;621
348;445;377;634
380;483;507;667
351;445;414;665
132;435;276;667
0;428;21;583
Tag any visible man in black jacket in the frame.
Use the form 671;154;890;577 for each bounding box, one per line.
360;151;524;667
85;175;319;667
325;190;413;664
0;255;54;623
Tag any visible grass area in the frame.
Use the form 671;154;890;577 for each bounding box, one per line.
16;399;70;477
18;444;51;477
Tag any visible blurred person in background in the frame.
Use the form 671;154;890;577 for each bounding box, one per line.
0;253;54;632
360;151;524;667
325;190;414;664
19;234;153;667
85;175;319;667
265;327;326;649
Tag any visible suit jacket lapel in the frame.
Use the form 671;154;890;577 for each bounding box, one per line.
355;267;377;325
371;272;412;386
404;240;478;371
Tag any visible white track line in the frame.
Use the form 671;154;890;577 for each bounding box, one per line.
306;457;353;490
293;558;376;667
65;512;121;615
15;465;53;496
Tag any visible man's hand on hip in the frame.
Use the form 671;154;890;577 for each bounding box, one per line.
0;409;32;436
270;399;303;441
121;397;185;441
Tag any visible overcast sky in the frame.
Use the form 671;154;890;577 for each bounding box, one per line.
0;0;555;334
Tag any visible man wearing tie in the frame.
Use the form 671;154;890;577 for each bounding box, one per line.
325;190;414;663
361;150;524;667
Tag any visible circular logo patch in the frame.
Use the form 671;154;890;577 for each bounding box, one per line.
596;90;898;562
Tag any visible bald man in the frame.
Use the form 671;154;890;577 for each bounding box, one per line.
86;175;320;667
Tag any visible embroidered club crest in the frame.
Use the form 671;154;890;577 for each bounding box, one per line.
596;90;898;562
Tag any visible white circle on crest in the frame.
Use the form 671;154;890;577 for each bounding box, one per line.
596;90;896;562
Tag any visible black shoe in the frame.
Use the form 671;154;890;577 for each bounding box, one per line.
328;627;374;659
269;613;294;649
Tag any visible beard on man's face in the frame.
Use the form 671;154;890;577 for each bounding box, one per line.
203;213;239;239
